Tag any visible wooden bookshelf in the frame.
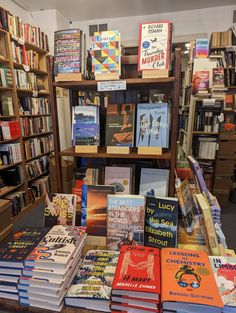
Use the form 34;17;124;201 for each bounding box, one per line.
0;115;16;119
0;138;20;144
25;151;54;162
0;161;22;171
27;171;49;183
23;131;53;139
0;184;23;197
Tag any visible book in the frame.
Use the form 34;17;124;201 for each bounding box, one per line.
161;248;223;312
81;185;115;236
105;166;132;194
105;104;135;147
112;245;160;300
144;196;178;248
65;250;119;311
139;168;169;197
209;256;236;310
72;105;100;146
107;195;145;251
212;68;225;88
92;31;121;76
44;193;77;227
192;71;209;94
136;103;170;148
195;39;209;58
138;22;171;72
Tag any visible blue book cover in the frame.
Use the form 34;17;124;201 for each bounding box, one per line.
136;103;169;148
139;168;170;197
72;105;99;146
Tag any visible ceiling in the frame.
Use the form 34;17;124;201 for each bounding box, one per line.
14;0;236;21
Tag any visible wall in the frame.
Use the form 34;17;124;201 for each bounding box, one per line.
0;0;31;22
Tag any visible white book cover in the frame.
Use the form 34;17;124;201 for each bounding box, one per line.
139;168;169;197
105;166;132;194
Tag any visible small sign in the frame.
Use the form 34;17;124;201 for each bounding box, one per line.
196;39;209;58
23;64;30;72
218;113;224;123
32;91;38;97
97;80;126;92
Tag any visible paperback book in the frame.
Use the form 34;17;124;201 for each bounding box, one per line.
107;195;145;251
139;168;169;197
192;71;209;94
136;103;170;148
212;68;225;88
105;166;132;194
195;39;209;58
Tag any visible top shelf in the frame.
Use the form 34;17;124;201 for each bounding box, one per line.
54;77;175;90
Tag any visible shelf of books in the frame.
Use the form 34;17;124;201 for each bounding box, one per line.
0;8;54;240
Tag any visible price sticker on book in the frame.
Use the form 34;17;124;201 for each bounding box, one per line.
23;64;30;72
18;38;25;45
32;91;38;97
97;80;126;92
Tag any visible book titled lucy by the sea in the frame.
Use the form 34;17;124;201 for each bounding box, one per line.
136;103;169;148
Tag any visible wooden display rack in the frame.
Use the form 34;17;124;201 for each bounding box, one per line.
142;69;169;78
55;73;83;82
95;73;120;81
75;145;98;153
106;146;130;154
138;146;162;155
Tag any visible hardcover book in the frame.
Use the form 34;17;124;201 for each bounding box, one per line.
161;248;223;312
144;196;178;248
192;71;209;94
212;68;225;88
72;105;99;146
112;245;160;299
105;104;135;147
92;31;120;75
139;168;169;197
81;185;115;236
107;195;145;251
105;166;132;194
138;22;171;71
44;193;77;227
209;256;236;309
136;103;170;148
65;250;119;311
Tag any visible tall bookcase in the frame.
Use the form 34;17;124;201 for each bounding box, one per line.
0;28;54;240
49;49;181;197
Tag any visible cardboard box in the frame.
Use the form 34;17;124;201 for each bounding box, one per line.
0;199;11;234
215;159;235;176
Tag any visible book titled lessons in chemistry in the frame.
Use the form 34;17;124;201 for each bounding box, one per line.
136;103;170;148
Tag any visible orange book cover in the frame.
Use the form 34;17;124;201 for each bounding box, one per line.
161;248;223;310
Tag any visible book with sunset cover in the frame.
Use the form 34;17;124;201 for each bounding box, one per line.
161;248;223;312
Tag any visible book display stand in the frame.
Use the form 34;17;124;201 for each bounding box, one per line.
74;145;98;153
142;69;169;79
55;73;83;82
106;146;130;154
94;73;120;81
138;146;163;155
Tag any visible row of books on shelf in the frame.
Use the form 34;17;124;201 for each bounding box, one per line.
26;156;49;181
30;175;50;198
193;101;221;133
4;189;26;216
211;29;235;48
73;102;170;149
0;142;22;165
0;120;20;140
14;69;47;92
18;96;50;115
193;137;218;160
0;6;49;50
20;116;52;137
0;66;13;87
211;49;235;68
23;135;54;160
11;41;41;69
0;95;14;116
0;164;24;187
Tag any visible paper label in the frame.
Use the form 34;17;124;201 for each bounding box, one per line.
97;80;126;91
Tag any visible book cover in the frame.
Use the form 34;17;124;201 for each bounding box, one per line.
161;248;223;310
65;250;119;305
144;196;178;248
192;71;209;94
105;166;132;194
136;103;169;148
72;105;99;146
138;22;171;71
92;31;120;75
195;39;209;58
81;185;115;236
209;256;236;308
212;68;225;88
112;245;160;297
107;195;145;251
44;193;77;227
105;104;135;147
139;168;169;197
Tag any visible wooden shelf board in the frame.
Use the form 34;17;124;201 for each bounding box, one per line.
227;86;236;89
0;224;13;241
193;131;219;135
54;77;175;90
59;147;172;160
180;129;188;135
0;115;16;119
12;195;45;223
0;137;20;144
16;89;49;96
27;171;49;183
23;131;53;139
219;134;236;140
20;114;51;117
0;184;23;197
25;42;48;54
0;86;13;91
0;57;9;64
25;151;54;162
13;63;48;75
0;161;22;172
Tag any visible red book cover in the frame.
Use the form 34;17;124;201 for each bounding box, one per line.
112;245;160;299
192;71;209;94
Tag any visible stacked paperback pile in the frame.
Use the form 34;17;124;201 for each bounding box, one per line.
0;227;48;301
18;225;87;311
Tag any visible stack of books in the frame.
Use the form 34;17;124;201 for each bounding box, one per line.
0;228;48;301
18;225;87;311
111;245;160;313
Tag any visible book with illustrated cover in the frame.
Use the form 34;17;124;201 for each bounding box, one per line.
138;22;171;71
72;105;99;146
92;31;120;75
65;250;119;311
107;195;145;251
192;71;209;94
212;68;225;88
112;245;160;300
209;256;236;309
44;193;77;227
105;104;135;147
105;166;132;194
161;248;223;312
144;196;178;248
136;103;170;148
81;185;115;236
24;225;87;270
195;39;209;58
139;168;169;197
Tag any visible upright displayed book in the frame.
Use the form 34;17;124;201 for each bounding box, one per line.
105;166;132;194
81;185;115;236
138;22;171;75
136;103;170;148
212;68;225;88
139;168;169;197
72;105;100;146
195;39;209;58
107;195;145;251
105;104;135;147
44;193;77;227
161;248;223;312
65;250;119;311
92;31;121;78
192;71;209;94
144;196;178;248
